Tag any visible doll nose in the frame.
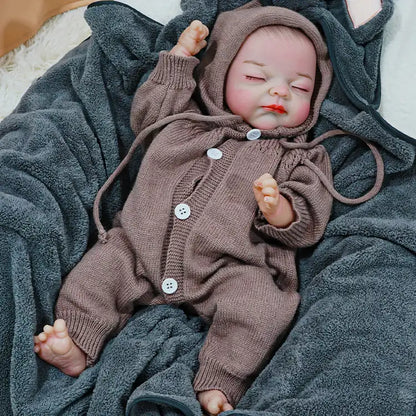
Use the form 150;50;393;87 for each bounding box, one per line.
269;85;289;97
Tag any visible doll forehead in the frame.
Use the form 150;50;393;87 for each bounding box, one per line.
229;27;317;77
245;25;311;45
244;26;315;54
238;25;315;53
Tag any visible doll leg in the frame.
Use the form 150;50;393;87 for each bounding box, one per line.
193;269;300;409
35;226;157;370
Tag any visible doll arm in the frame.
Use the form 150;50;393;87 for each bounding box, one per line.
130;53;199;137
253;146;333;248
130;21;209;137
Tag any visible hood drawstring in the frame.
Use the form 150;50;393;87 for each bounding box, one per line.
94;112;239;243
280;129;384;205
95;124;384;244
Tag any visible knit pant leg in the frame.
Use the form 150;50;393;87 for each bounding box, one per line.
192;269;300;406
55;226;155;365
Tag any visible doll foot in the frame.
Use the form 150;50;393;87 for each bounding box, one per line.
197;390;233;415
34;319;86;376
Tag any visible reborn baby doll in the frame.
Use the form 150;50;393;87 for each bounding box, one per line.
35;4;335;415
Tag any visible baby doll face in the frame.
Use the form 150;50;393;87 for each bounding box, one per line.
225;27;317;130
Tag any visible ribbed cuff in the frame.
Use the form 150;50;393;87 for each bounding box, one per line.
149;51;199;89
253;191;310;247
56;310;114;366
193;357;250;407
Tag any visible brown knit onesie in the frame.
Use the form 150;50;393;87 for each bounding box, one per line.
55;4;334;406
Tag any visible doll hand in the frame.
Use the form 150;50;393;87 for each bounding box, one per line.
253;173;280;221
170;20;209;57
253;173;295;228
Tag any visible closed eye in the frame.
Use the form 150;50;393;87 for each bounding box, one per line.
245;75;265;81
292;85;310;92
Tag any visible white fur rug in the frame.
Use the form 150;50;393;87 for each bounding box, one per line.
0;0;415;139
0;0;181;122
0;7;91;121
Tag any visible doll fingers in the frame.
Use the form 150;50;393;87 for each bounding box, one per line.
188;20;209;40
261;186;278;197
252;185;265;203
262;177;278;189
201;25;210;39
190;20;202;27
195;40;208;53
254;173;277;188
264;195;279;208
190;21;209;39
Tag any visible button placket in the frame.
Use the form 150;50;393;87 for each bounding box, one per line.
163;141;240;303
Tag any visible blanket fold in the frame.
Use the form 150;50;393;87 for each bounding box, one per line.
1;1;415;415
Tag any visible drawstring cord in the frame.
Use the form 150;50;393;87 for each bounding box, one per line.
94;112;239;243
280;129;384;205
95;124;384;243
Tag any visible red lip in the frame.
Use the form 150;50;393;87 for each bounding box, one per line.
262;104;286;114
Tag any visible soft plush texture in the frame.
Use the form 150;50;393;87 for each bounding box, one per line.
0;1;415;415
1;0;415;139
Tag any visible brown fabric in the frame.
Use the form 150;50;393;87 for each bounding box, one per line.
94;4;334;240
280;129;385;204
56;5;334;406
0;0;98;57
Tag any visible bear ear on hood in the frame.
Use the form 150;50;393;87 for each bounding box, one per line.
195;4;333;138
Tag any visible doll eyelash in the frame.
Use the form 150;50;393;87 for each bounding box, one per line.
245;75;265;81
292;85;309;92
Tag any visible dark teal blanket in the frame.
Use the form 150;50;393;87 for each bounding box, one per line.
1;1;415;415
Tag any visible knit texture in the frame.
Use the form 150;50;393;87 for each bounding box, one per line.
2;1;413;415
55;7;334;406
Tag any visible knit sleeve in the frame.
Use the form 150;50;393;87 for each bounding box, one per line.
130;51;199;137
254;145;333;248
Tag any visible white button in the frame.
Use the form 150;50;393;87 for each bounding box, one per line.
174;203;191;220
246;129;261;140
162;278;178;294
207;148;223;160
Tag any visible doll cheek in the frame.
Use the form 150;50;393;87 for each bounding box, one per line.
226;89;255;115
295;102;311;123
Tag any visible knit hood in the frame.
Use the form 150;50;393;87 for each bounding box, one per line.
195;2;333;138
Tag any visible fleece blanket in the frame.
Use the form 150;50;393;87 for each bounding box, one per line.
0;1;415;415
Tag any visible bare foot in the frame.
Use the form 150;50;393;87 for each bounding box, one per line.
197;390;233;415
34;319;86;377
